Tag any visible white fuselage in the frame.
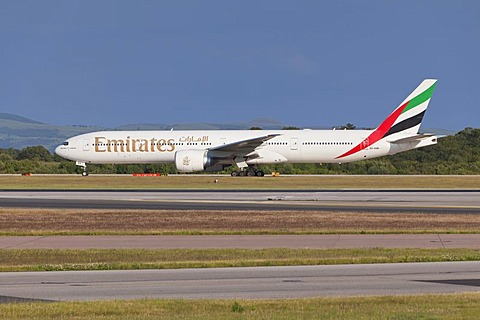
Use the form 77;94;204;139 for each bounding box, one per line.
55;129;428;167
54;80;439;173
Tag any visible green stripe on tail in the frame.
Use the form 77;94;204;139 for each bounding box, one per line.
402;82;437;114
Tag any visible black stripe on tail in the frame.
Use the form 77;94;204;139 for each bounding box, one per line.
384;110;426;138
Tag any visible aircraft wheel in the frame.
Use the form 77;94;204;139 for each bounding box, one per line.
256;170;264;177
231;171;238;177
81;171;89;177
238;171;246;177
246;170;255;177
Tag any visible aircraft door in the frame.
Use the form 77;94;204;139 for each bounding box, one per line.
83;139;90;151
290;138;298;150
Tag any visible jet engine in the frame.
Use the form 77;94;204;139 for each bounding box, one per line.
174;150;214;172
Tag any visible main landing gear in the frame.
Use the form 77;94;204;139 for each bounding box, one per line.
231;168;264;177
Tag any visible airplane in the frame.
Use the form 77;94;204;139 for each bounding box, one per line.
55;79;438;177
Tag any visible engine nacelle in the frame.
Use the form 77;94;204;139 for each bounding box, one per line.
174;149;213;172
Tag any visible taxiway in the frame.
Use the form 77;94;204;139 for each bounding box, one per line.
2;234;480;249
1;262;479;301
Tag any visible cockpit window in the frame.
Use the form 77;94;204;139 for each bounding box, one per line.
62;142;69;146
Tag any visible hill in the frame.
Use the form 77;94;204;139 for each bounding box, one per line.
0;113;105;151
0;114;292;151
115;118;290;130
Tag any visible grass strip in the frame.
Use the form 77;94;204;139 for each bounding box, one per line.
0;248;479;272
2;208;480;236
1;175;480;189
1;293;480;319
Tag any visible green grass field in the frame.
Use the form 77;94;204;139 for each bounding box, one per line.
1;174;479;189
0;248;478;272
2;293;480;319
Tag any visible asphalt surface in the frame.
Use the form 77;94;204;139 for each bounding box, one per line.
2;234;480;249
0;190;479;213
1;262;479;301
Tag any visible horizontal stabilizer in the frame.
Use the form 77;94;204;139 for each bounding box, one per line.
388;134;436;144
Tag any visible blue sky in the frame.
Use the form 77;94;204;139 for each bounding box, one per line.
1;1;479;130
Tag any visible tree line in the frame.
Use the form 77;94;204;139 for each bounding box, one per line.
0;128;478;175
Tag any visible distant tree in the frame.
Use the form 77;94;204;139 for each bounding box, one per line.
282;126;300;130
16;146;53;161
335;123;356;130
250;127;262;130
0;148;19;161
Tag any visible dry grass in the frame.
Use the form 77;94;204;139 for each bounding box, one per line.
1;293;480;319
1;175;480;189
1;208;480;235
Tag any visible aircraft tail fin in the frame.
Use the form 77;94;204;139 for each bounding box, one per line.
380;79;437;138
336;79;437;159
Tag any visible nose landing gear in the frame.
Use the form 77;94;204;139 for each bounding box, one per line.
76;161;89;176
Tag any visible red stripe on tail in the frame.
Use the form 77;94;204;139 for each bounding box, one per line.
335;101;410;159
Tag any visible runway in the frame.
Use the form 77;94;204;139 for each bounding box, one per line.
2;234;480;249
1;190;479;213
1;262;480;301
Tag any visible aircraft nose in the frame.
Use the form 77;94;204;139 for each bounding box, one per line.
54;145;62;156
55;142;70;158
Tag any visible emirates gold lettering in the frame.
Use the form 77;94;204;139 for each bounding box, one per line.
149;138;157;152
95;137;106;152
126;137;131;152
94;136;181;153
157;139;166;152
139;139;149;152
167;139;175;152
107;139;125;152
132;139;139;152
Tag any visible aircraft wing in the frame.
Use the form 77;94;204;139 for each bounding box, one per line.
388;134;436;144
209;134;280;154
